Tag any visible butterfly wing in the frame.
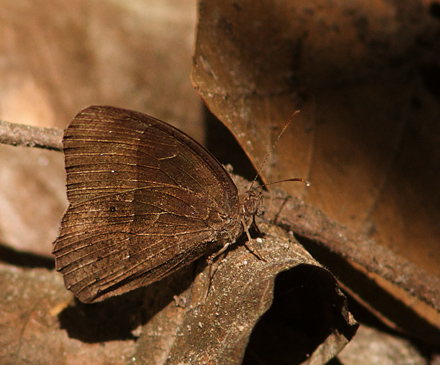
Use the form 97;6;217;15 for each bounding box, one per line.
53;106;242;303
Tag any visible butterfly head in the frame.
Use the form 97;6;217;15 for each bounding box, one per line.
241;187;263;217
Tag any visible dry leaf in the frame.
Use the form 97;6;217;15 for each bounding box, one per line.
191;0;440;340
128;174;357;364
0;263;138;364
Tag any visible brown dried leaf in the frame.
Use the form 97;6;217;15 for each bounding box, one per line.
134;218;357;364
339;325;431;364
191;0;440;335
0;263;137;364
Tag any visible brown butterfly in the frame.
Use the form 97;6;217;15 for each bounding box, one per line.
53;106;265;303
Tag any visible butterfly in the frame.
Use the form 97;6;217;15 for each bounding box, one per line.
53;105;263;303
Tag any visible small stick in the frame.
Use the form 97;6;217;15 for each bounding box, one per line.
0;119;63;151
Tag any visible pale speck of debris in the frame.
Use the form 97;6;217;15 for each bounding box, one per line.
38;156;49;166
131;325;142;337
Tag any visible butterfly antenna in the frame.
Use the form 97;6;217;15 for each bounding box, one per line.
249;110;304;190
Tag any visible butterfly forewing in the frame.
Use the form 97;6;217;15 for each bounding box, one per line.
54;106;243;303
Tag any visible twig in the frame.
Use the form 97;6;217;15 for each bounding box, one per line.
2;118;439;315
270;193;440;314
0;119;63;151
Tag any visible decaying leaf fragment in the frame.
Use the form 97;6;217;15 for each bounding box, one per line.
134;216;358;364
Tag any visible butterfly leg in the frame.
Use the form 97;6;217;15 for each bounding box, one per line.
241;218;267;262
202;242;232;301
